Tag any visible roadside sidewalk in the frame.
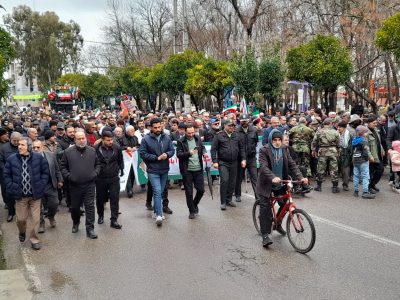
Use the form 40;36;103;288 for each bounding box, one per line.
0;269;32;300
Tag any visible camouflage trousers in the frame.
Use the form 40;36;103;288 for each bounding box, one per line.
316;156;339;183
294;152;311;177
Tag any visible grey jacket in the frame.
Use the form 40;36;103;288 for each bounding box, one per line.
43;152;63;189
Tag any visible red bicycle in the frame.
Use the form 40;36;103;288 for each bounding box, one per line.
252;180;316;254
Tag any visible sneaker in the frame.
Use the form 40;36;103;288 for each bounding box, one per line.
353;191;359;197
235;196;241;202
362;192;375;199
180;185;185;190
389;181;395;187
226;201;236;207
188;213;195;219
156;216;163;226
220;204;226;210
262;234;273;247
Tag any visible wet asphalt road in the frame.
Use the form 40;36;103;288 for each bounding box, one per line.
1;173;400;300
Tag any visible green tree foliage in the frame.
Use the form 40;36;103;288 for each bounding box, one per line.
258;52;284;110
376;12;400;59
286;34;352;110
230;50;259;102
4;5;83;91
0;27;15;99
185;58;233;109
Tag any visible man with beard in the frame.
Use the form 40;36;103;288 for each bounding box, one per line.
95;131;124;229
139;118;174;226
134;119;150;144
0;132;22;221
211;119;246;210
234;115;259;203
60;131;101;238
57;126;75;160
119;125;139;197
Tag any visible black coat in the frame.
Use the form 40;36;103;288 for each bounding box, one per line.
256;145;303;198
43;152;63;189
211;130;245;163
119;134;139;150
387;122;400;150
176;136;205;174
95;142;124;180
236;125;258;159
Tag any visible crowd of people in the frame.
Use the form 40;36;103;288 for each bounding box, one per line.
0;102;399;249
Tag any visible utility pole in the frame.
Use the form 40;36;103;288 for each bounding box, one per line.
182;0;188;50
173;0;178;54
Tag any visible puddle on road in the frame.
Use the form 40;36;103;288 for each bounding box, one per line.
50;271;74;291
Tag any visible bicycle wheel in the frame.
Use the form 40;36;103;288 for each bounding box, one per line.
286;209;316;254
252;200;261;235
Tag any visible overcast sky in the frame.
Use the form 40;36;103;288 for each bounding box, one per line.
1;0;108;42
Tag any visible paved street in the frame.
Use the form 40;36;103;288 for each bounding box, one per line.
1;174;400;300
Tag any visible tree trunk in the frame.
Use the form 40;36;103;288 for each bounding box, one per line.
389;56;399;103
384;56;393;105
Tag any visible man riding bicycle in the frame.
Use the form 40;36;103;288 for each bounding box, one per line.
256;129;309;247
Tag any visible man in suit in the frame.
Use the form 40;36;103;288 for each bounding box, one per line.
32;140;63;232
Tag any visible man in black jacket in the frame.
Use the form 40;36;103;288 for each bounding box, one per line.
60;131;101;238
177;124;207;219
234;115;259;202
211;119;246;210
95;131;124;229
0;132;22;221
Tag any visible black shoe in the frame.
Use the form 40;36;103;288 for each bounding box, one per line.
194;206;199;215
314;184;322;192
353;191;359;197
98;216;104;224
342;185;349;191
31;243;41;250
301;186;313;194
127;191;133;198
110;221;122;229
235;196;241;202
370;186;380;192
368;188;377;194
19;232;26;242
4;204;8;209
86;230;98;239
38;222;45;233
275;224;286;236
72;224;79;233
7;215;14;222
332;186;340;193
163;207;173;214
146;203;153;211
262;235;273;247
188;213;195;219
226;201;236;207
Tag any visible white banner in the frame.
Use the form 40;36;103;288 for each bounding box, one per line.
120;150;135;192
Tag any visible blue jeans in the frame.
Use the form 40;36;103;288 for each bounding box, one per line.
353;162;370;193
147;172;169;216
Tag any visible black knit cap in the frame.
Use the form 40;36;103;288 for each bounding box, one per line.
271;130;283;140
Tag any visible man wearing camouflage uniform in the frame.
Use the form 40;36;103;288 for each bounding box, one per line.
311;118;340;193
289;117;315;178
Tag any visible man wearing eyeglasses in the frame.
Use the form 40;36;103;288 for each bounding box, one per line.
211;119;246;210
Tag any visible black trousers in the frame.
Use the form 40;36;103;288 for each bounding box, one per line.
369;162;384;188
234;157;257;199
182;170;204;213
1;181;15;216
126;166;135;193
147;180;169;207
69;182;95;230
219;161;237;205
96;178;120;221
40;185;59;223
259;187;286;235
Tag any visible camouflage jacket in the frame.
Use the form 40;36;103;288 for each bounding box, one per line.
289;124;315;153
311;127;340;157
